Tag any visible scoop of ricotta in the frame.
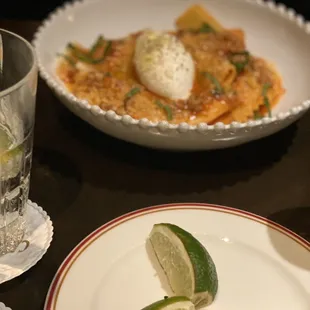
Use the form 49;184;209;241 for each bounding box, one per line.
134;30;195;100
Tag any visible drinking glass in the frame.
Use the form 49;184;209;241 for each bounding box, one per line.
0;29;37;255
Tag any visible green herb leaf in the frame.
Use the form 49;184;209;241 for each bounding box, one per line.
262;83;271;96
89;35;104;56
67;41;112;64
57;53;76;67
198;23;215;33
90;41;112;64
67;43;94;63
155;100;173;121
254;110;263;119
262;83;272;117
229;51;250;74
125;87;140;102
202;72;224;95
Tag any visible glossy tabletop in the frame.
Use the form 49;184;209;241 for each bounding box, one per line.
0;19;309;310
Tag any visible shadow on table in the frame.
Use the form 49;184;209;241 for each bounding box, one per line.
29;147;82;219
0;266;34;293
58;105;297;193
267;206;310;271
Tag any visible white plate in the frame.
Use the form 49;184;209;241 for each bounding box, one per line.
44;203;310;310
33;0;310;150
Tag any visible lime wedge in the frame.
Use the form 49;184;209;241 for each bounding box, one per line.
149;223;218;308
0;145;23;179
141;296;195;310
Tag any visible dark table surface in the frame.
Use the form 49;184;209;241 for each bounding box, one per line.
0;19;309;310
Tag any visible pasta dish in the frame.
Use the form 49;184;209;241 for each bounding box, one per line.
56;4;285;125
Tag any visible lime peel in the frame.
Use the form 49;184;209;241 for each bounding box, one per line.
141;296;195;310
149;223;218;308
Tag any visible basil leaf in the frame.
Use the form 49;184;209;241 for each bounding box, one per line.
67;41;112;64
155;100;173;121
262;83;272;117
229;51;250;74
202;72;224;95
90;35;105;56
254;110;263;120
125;87;140;102
91;41;112;64
57;53;76;67
67;43;94;63
198;23;215;33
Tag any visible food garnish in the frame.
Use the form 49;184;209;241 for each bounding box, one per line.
202;72;224;95
89;35;105;56
262;83;272;117
57;53;76;67
155;100;173;121
229;51;250;74
67;40;111;64
197;22;215;33
125;87;141;102
254;110;263;120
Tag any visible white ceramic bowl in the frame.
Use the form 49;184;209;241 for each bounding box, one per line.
33;0;310;150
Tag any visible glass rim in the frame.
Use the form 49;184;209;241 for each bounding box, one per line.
0;28;37;99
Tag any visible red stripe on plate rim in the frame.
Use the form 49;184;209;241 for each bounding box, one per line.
44;203;310;310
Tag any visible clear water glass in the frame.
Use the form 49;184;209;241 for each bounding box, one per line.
0;29;37;255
